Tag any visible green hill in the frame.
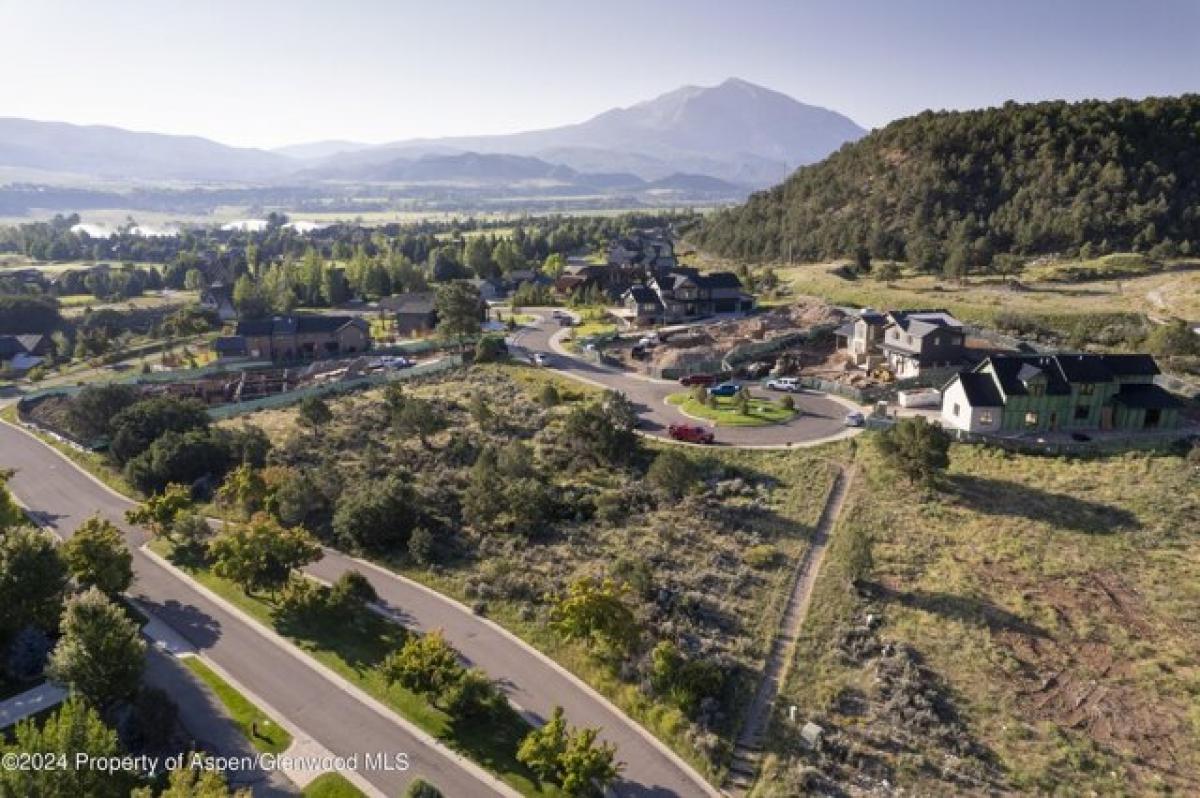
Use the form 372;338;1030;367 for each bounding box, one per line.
693;95;1200;272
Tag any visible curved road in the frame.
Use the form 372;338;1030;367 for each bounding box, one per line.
1;418;718;798
0;421;507;798
511;310;860;448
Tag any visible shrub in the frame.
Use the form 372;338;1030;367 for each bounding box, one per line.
744;544;780;569
6;626;52;681
329;571;377;613
646;449;699;500
408;526;437;565
779;394;795;412
404;778;444;798
297;396;333;427
474;334;508;363
540;384;560;407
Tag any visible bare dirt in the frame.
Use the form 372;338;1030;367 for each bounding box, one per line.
996;570;1195;788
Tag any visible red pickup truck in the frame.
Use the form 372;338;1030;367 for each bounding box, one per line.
678;373;716;387
668;424;715;444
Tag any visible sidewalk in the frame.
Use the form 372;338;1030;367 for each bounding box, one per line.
0;681;67;728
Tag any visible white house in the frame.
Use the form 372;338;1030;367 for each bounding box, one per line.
940;372;1003;433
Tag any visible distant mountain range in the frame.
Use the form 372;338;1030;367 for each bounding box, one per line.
298;79;866;185
0;79;865;200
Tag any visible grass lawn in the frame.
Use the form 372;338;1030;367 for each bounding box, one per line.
182;657;292;754
151;540;563;798
758;439;1200;795
667;391;796;426
301;772;365;797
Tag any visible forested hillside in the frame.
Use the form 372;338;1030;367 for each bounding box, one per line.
693;95;1200;273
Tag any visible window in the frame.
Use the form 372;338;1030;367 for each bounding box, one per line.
1074;404;1090;421
906;334;913;345
979;410;994;425
953;403;961;417
933;335;941;346
1078;383;1095;396
1024;411;1039;428
1145;408;1161;428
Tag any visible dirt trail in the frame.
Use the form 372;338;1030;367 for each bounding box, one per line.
726;465;854;794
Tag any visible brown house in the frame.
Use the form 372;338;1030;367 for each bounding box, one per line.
227;315;370;361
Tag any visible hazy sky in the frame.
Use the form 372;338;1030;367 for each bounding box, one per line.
2;0;1197;149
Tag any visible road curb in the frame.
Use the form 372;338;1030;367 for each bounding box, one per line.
139;545;520;798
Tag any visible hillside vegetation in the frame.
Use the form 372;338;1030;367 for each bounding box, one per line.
753;441;1200;796
694;95;1200;270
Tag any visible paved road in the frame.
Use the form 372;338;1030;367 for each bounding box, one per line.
2;419;717;798
307;554;716;798
510;310;858;448
0;421;509;798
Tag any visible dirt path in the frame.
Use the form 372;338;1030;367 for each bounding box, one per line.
726;464;854;794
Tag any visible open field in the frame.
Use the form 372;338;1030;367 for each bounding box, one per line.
58;290;198;318
667;392;796;426
754;439;1200;796
696;256;1200;324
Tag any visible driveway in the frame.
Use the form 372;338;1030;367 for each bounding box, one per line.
510;310;861;448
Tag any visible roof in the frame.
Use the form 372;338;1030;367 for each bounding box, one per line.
378;292;436;314
858;309;887;325
235;315;365;336
214;336;248;355
953;372;1005;407
625;285;663;308
1112;383;1183;410
203;283;233;303
834;321;856;338
1055;353;1116;383
888;309;962;332
1016;363;1045;383
15;334;45;353
984;355;1072;396
981;352;1164;397
0;336;26;358
1101;354;1161;377
698;272;744;290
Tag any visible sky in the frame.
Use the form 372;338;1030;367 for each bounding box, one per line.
2;0;1197;150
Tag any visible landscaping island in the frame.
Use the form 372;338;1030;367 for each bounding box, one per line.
667;391;797;426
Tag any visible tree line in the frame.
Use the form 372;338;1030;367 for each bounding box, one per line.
694;95;1200;276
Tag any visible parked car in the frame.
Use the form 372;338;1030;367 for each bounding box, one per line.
530;353;551;366
637;337;657;348
708;382;741;397
844;411;866;427
679;373;716;387
765;376;802;392
668;424;715;444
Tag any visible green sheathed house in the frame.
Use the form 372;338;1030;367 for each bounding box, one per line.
941;353;1184;434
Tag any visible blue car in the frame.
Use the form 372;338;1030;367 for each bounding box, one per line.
708;382;741;397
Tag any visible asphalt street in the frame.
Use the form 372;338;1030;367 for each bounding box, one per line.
510;310;857;448
1;421;511;798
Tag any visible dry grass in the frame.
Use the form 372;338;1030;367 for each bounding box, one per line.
721;258;1200;324
254;362;846;777
759;439;1200;795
